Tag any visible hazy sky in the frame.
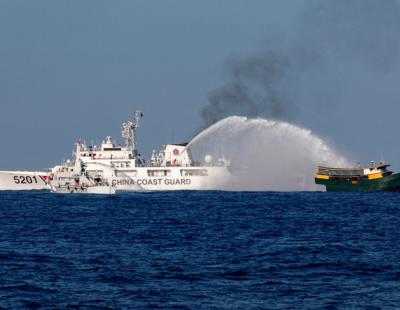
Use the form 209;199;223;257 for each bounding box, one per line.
1;0;400;170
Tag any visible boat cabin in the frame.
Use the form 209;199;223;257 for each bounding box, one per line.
315;164;393;181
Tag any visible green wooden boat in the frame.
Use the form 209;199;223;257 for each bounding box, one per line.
315;164;400;192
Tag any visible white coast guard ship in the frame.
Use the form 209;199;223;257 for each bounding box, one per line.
47;111;231;191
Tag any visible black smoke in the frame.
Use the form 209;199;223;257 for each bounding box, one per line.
201;0;400;128
201;51;294;126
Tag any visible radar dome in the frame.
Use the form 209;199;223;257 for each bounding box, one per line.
204;155;213;164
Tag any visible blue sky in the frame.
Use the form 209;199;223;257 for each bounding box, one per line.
1;1;400;170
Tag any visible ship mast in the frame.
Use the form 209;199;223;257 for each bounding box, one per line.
122;111;143;155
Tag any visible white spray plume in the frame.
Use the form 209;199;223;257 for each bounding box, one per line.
188;116;350;191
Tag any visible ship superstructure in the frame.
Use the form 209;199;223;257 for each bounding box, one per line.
48;111;231;191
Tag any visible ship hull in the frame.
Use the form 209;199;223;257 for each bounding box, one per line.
81;162;231;191
0;171;49;190
50;184;115;195
315;173;400;192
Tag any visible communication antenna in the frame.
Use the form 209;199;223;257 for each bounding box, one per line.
122;111;143;154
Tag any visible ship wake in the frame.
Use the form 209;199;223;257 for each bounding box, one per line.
188;116;350;191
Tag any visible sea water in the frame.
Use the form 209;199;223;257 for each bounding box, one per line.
1;191;400;309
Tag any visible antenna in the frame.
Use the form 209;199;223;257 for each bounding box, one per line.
122;111;143;154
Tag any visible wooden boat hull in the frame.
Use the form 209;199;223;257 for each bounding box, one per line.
315;173;400;192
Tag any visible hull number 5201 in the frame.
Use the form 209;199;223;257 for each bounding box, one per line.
14;176;38;184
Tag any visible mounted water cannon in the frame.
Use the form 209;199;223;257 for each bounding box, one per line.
217;156;231;167
204;155;230;167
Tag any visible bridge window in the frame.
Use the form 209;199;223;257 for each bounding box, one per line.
115;170;137;177
180;169;208;176
147;169;171;177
